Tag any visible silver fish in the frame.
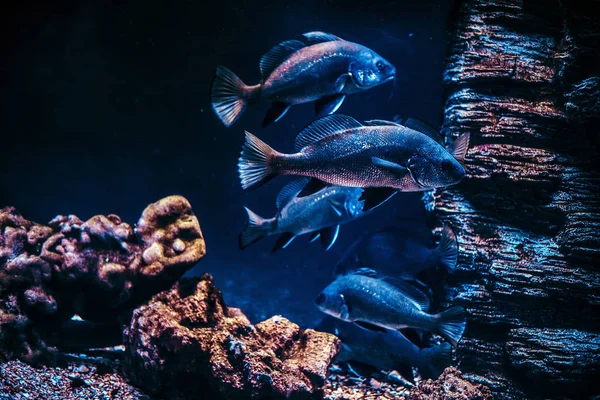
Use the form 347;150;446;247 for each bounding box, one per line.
334;224;458;280
238;178;396;252
316;316;452;380
211;31;395;128
238;114;469;192
314;270;467;347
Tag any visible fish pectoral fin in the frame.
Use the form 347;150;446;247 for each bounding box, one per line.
262;102;291;128
379;276;431;312
359;187;398;212
354;320;389;333
259;40;306;79
327;199;345;217
315;94;346;117
334;74;350;93
308;231;321;243
271;232;296;252
340;343;353;353
371;157;408;175
320;225;340;251
340;303;350;320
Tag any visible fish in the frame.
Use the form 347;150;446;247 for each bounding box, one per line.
237;114;469;192
315;316;452;380
210;31;396;128
238;178;397;252
314;270;467;348
334;223;458;281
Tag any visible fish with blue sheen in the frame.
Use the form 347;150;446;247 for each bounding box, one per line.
211;31;396;128
316;316;452;381
314;269;467;348
334;223;458;281
237;114;469;193
238;178;396;252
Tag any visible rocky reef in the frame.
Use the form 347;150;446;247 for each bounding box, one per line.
0;195;205;365
437;0;600;398
0;197;496;399
124;273;340;400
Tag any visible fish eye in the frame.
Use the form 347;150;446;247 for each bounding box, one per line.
441;160;454;172
315;293;326;305
376;61;385;71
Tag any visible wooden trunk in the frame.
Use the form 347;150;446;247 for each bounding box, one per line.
437;0;600;398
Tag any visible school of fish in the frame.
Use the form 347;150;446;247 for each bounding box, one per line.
211;31;469;382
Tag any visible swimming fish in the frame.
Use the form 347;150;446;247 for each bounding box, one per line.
314;270;467;347
239;178;396;252
334;223;458;280
316;316;452;380
211;31;396;128
238;114;469;192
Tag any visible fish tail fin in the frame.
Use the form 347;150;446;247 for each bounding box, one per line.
211;65;257;127
435;306;467;348
418;342;453;379
238;207;273;250
437;224;458;273
238;131;280;191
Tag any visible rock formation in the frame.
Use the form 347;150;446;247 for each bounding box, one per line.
124;273;341;400
0;195;205;364
437;1;600;399
407;367;493;400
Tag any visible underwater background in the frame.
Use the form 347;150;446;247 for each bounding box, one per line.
2;1;599;399
1;0;452;328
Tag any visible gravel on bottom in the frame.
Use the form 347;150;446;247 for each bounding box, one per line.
0;348;152;400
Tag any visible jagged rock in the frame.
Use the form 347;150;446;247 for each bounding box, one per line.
123;274;340;400
506;328;600;398
0;195;205;364
406;367;493;400
437;0;600;399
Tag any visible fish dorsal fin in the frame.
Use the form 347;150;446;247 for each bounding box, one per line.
380;277;430;312
295;114;362;151
276;178;311;209
297;178;328;197
350;267;378;278
394;116;444;144
363;119;402;127
260;40;306;80
449;132;470;165
302;31;343;44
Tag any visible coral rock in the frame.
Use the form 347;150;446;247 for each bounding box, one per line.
407;367;493;400
0;195;205;364
124;274;340;400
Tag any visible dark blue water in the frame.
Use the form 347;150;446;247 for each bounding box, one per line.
1;0;452;328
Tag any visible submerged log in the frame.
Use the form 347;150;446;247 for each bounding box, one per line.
437;1;600;399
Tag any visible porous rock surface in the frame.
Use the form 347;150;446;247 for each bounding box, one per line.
0;195;205;365
437;0;600;399
406;367;493;400
123;273;340;400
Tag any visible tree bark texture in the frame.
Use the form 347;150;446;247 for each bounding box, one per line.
438;1;600;399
